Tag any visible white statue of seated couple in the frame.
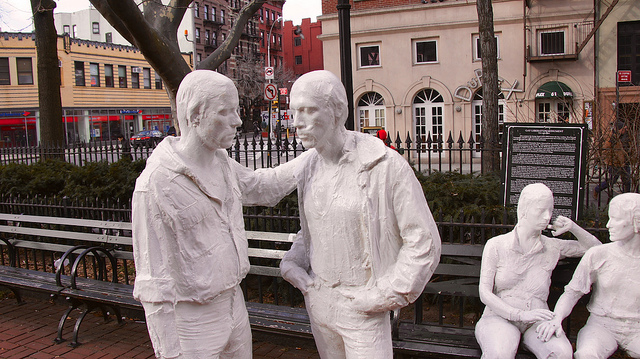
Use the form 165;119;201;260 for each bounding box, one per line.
477;183;640;359
132;69;442;359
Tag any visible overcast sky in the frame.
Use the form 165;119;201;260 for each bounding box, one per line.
0;0;321;32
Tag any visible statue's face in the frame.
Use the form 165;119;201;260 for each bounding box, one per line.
521;195;554;232
290;85;336;150
195;84;241;151
607;204;635;243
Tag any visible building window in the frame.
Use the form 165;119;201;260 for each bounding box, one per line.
132;72;140;89
295;55;303;65
92;22;100;34
143;68;151;89
63;25;70;34
294;37;302;46
155;72;162;90
473;35;500;61
104;64;114;87
539;30;565;55
90;63;100;87
260;8;263;22
536;100;573;122
195;28;200;43
221;9;225;24
72;25;77;38
414;39;437;64
205;30;210;45
105;32;112;43
197;53;202;64
204;5;209;20
413;89;444;151
118;65;127;88
194;2;199;17
359;44;380;68
212;7;216;22
471;88;504;155
74;61;85;86
357;92;385;130
0;58;10;85
618;21;640;85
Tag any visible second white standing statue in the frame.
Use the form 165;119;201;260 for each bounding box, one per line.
279;70;442;359
475;183;601;359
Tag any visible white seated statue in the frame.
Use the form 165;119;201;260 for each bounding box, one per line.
475;183;601;359
537;192;640;359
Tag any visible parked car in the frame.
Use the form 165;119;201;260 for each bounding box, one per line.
130;130;164;148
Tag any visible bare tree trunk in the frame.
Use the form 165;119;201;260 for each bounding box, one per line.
31;0;64;148
477;0;500;174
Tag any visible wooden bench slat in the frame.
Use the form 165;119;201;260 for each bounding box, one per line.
0;225;133;245
247;248;287;260
0;214;133;231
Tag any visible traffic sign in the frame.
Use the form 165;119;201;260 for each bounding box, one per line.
264;83;277;101
264;67;274;80
618;70;632;83
279;88;288;95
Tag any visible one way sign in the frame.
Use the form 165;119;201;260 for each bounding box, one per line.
264;83;278;101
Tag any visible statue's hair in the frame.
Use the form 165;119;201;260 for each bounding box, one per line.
291;70;348;126
517;183;553;220
609;193;640;232
176;70;233;135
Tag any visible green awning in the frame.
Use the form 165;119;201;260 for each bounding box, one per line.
535;81;573;98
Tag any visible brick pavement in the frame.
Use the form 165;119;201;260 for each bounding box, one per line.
0;296;319;359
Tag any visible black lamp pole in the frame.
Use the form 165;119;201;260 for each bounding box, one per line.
337;0;354;130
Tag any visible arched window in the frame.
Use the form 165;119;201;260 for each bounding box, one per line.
413;89;444;149
357;92;385;131
472;88;505;156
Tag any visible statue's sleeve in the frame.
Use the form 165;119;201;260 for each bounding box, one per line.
376;158;442;307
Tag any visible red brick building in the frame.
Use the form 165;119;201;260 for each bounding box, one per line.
283;19;324;78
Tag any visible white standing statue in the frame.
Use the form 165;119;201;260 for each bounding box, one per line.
475;183;601;359
279;70;442;359
132;70;298;359
537;192;640;359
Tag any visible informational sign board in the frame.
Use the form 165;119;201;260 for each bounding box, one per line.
502;123;588;221
264;83;277;101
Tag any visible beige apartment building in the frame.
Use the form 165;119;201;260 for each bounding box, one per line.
319;0;601;154
0;32;189;146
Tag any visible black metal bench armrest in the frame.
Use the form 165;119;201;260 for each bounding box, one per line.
70;246;118;289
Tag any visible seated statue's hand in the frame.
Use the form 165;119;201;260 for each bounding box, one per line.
535;316;564;342
551;215;573;237
340;286;390;313
281;266;314;294
518;308;555;323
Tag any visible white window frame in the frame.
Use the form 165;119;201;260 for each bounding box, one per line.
413;39;438;64
472;34;500;61
358;44;381;69
538;29;566;56
472;99;505;157
536;99;573;122
357;92;386;130
412;89;445;153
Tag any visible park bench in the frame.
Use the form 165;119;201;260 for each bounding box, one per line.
0;212;576;358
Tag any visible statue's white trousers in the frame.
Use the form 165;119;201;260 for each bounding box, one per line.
304;281;393;359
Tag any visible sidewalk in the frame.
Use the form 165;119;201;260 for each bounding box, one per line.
0;296;319;359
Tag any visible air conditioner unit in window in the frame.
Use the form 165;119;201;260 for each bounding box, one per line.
132;67;142;73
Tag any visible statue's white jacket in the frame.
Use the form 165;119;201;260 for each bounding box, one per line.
132;137;299;304
281;131;441;310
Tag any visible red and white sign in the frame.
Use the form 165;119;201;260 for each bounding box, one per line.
617;70;632;83
279;88;288;96
264;83;277;101
264;67;274;80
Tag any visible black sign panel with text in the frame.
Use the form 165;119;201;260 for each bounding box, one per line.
502;123;588;221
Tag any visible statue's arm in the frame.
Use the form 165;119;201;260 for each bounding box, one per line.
551;215;601;250
235;154;307;206
280;231;313;293
141;301;181;358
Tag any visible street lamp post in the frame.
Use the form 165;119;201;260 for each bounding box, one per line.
266;16;283;143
